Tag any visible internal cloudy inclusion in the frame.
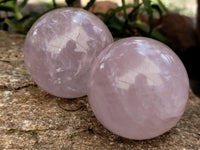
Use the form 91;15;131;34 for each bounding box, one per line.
24;8;113;98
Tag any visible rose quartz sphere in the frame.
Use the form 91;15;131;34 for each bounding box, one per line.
24;8;113;98
88;37;189;140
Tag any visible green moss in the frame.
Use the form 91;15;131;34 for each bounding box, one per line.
8;129;15;133
8;128;39;136
30;129;38;136
70;133;77;139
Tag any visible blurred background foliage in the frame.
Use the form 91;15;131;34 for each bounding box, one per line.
0;0;170;43
0;0;196;45
0;0;55;33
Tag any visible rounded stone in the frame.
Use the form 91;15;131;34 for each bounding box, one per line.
24;8;113;98
88;37;189;140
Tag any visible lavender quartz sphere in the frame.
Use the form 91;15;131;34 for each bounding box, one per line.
88;37;189;140
24;8;113;98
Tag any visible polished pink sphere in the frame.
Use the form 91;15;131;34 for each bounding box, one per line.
24;8;113;98
88;37;189;140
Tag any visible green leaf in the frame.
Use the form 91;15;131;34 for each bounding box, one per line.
151;4;162;19
135;21;169;44
14;7;23;20
52;0;57;8
23;16;40;32
101;4;133;23
128;3;142;20
84;0;96;10
0;5;14;12
0;0;16;12
108;15;124;31
121;0;128;21
0;0;14;4
4;18;24;32
0;0;23;20
19;0;28;9
0;0;16;6
94;12;106;17
157;0;168;12
142;0;153;33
